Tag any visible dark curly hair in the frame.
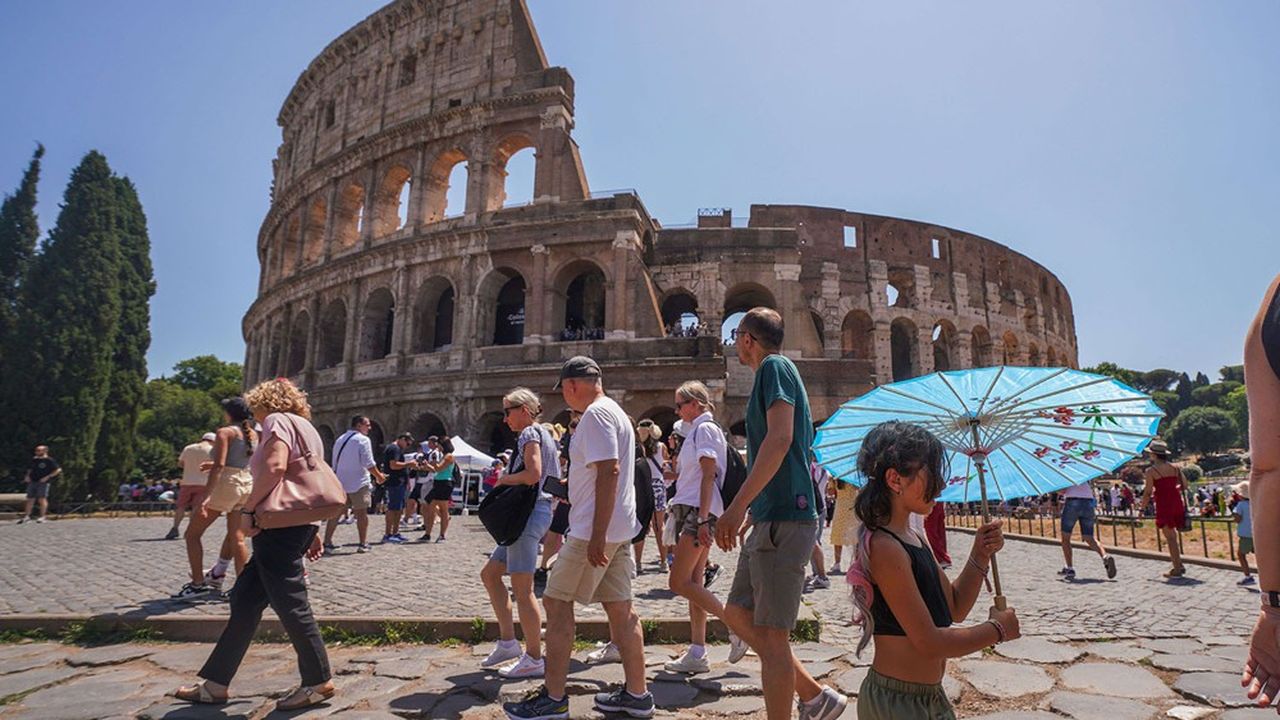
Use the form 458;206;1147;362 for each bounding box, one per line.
220;397;256;457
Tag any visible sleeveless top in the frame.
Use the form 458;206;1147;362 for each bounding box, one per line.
434;459;455;482
870;529;953;636
1264;283;1280;381
222;428;251;470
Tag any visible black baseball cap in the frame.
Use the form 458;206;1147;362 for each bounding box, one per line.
553;356;602;390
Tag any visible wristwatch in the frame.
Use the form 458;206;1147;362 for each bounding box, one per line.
1268;591;1280;609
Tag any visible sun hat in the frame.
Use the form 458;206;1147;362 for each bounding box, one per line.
1147;439;1170;455
201;432;216;443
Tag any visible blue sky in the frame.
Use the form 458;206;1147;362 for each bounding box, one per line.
2;1;1276;380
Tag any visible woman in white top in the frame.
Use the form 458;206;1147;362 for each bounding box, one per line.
663;380;734;674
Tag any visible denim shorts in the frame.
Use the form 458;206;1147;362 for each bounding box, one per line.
385;484;407;512
490;498;554;575
1061;498;1096;536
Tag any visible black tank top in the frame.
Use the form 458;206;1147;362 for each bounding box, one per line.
870;529;953;636
1263;284;1280;381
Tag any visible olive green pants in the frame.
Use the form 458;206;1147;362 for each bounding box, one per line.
857;668;955;719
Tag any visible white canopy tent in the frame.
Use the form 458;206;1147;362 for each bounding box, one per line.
447;435;499;512
449;435;497;472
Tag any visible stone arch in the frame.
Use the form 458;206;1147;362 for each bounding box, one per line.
932;320;958;372
479;409;517;456
722;283;777;342
552;259;608;340
886;268;914;309
970;325;994;367
358;287;396;361
373;163;412;237
412;276;455;353
368;420;386;453
477;267;526;346
1027;342;1042;367
1001;330;1020;365
334;182;365;250
266;325;284;379
423;149;469;222
660;290;699;334
641;406;679;441
492;134;537;210
408;411;448;442
318;299;347;369
316;424;336;463
840;310;874;361
285;310;310;377
1047;346;1059;367
810;310;827;350
303;197;326;265
890;317;919;381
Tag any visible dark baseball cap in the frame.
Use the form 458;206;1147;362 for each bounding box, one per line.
553;356;602;390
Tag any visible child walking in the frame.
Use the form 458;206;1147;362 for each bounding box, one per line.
847;421;1021;719
1232;480;1255;585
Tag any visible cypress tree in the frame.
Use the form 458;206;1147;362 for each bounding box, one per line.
92;177;155;498
13;151;123;501
0;144;44;342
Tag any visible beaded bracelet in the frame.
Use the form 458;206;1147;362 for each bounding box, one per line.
987;619;1006;644
967;557;990;576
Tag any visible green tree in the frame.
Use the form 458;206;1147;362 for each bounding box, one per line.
1190;381;1242;409
0;144;43;342
1168;406;1238;455
171;354;243;400
1220;365;1245;384
7;152;126;500
1225;385;1249;449
136;379;222;457
91;177;155;498
1084;362;1140;388
1136;368;1180;394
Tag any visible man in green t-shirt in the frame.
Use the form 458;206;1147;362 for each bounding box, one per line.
715;308;848;720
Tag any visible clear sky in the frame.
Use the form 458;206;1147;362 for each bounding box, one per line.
2;1;1276;380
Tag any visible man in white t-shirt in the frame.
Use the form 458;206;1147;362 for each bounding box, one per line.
167;433;215;540
504;356;652;720
324;415;385;553
1058;480;1115;580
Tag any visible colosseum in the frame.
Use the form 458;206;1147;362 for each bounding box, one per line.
241;0;1079;457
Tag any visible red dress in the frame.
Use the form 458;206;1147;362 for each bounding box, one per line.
1153;473;1186;529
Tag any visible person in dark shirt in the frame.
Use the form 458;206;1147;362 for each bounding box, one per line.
20;446;61;524
380;433;418;544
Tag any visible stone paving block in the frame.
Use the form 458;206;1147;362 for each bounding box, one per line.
996;636;1086;663
955;660;1054;697
1148;653;1241;673
1220;709;1280;719
1208;644;1249;663
651;679;700;708
1080;641;1153;662
1047;690;1157;719
712;694;765;715
1140;638;1206;654
792;643;846;664
964;712;1061;720
1173;672;1255;708
65;644;154;667
0;665;82;700
689;668;762;697
136;698;263;720
1059;662;1172;698
1165;707;1216;720
833;666;869;696
1205;636;1246;646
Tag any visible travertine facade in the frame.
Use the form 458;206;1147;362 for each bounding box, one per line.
242;0;1078;455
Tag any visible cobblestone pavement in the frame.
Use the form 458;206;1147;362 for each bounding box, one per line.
0;634;1272;719
0;516;1259;641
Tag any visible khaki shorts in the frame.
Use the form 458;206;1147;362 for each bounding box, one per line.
669;504;717;542
857;668;954;720
205;468;253;514
544;537;633;605
347;485;372;511
726;520;815;630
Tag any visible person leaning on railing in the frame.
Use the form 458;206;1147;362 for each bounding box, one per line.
1242;273;1280;710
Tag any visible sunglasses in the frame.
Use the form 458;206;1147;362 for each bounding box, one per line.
503;406;522;416
675;397;694;408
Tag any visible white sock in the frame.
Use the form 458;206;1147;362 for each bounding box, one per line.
627;690;649;700
499;638;519;649
211;558;231;576
688;644;705;658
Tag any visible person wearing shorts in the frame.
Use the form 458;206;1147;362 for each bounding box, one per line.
20;446;60;524
1058;481;1115;580
504;357;652;720
479;388;560;680
713;308;847;720
169;434;214;540
380;434;416;544
422;437;456;542
324;416;385;554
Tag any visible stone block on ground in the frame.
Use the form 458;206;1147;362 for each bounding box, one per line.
650;680;700;708
1148;653;1241;673
1059;662;1171;699
792;644;846;664
1165;707;1216;720
1047;690;1157;720
65;644;154;667
1204;636;1245;646
689;668;762;697
136;698;263;720
1208;645;1249;663
1080;641;1153;662
833;666;869;696
0;665;82;700
712;694;765;715
955;659;1053;697
964;712;1061;720
996;636;1086;663
1220;709;1280;719
1139;638;1205;654
1172;672;1255;708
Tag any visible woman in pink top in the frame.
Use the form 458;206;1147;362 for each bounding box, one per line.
175;379;336;710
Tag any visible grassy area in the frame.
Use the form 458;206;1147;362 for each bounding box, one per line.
952;512;1248;562
0;622;160;647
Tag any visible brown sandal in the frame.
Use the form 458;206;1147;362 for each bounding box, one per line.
174;681;228;705
276;684;336;711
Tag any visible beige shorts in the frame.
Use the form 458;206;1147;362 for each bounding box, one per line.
205;468;253;514
670;503;717;541
544;537;633;605
347;485;372;511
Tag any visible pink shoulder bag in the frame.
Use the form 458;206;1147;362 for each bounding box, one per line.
255;414;348;529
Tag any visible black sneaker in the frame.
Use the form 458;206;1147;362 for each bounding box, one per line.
534;568;548;584
1103;555;1117;579
704;563;721;588
593;688;655;718
172;582;213;599
502;685;568;720
165;527;180;541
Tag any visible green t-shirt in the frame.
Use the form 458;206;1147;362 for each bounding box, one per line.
745;353;816;522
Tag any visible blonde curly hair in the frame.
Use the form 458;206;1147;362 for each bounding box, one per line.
244;378;312;420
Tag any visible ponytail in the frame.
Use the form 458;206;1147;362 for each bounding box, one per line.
221;397;256;458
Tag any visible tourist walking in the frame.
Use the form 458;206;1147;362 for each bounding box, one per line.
323;416;384;554
168;433;214;540
174;378;335;710
829;475;859;575
847;421;1019;720
663;380;733;675
380;433;417;544
713;308;848;720
805;460;832;593
18;445;60;524
503;356;651;720
1233;480;1255;585
422;436;456;542
1241;273;1280;707
633;419;669;573
1057;481;1116;580
175;399;254;598
480;388;559;679
1138;440;1188;578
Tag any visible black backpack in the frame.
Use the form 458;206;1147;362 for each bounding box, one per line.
632;455;656;544
477;427;549;546
721;444;748;507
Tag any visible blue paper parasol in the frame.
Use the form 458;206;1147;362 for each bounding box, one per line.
813;366;1163;607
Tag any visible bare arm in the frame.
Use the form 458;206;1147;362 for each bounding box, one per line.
1247;274;1280;590
1139;470;1155;511
698;455;717;520
729;400;794;511
591;459;621;541
243;437;288;511
207;428;233;487
500;442;543;486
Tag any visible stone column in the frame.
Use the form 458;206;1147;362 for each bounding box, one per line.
454;254;479;351
408;145;427;230
609;231;639;340
322;180;338;262
361;165;378;247
343;280;361;382
775;263;820;356
303;297;320;388
276;305;293;378
872;320;892;385
917;326;936;376
955;329;974;369
390;263;410;366
243;335;257;390
526;244;550;343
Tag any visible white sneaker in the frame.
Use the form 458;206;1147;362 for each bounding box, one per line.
663;650;710;674
498;653;545;679
481;641;522;668
34;517;45;524
830;564;842;576
728;633;749;664
797;685;849;720
202;569;226;592
810;575;831;590
585;642;622;664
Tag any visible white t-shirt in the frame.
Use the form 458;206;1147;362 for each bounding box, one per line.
332;430;377;493
178;442;212;487
567;395;640;543
671;412;727;517
1062;482;1094;500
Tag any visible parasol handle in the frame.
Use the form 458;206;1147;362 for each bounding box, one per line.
989;554;1007;610
970;423;1009;612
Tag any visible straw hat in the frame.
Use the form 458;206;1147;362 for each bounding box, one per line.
1147;439;1170;456
1234;480;1250;499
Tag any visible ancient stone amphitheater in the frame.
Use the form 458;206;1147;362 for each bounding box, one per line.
241;0;1078;455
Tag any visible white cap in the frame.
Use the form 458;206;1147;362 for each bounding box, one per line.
202;432;216;442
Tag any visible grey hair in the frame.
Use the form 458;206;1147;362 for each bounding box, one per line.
503;387;543;418
676;380;715;414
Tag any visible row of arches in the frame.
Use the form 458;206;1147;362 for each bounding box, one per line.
267;141;537;282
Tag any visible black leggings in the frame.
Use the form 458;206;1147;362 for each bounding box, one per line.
199;524;330;687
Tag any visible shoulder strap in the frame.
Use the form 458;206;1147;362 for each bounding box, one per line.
283;414;318;470
334;432;356;466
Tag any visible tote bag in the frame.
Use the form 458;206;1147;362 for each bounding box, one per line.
255;414;348;529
